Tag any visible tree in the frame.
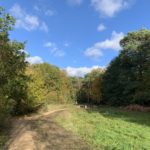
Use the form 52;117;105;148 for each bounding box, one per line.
69;76;83;103
78;69;104;104
102;29;150;106
0;7;28;114
26;65;48;108
26;63;74;105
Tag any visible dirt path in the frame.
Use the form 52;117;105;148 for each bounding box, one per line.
5;109;91;150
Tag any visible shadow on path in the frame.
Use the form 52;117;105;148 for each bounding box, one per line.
5;110;92;150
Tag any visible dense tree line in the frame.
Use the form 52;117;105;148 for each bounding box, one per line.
102;29;150;106
78;29;150;106
26;63;74;107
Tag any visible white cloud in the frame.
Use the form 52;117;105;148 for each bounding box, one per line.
40;22;49;32
10;4;49;32
91;0;129;17
67;0;84;6
44;42;54;48
20;15;39;31
10;3;23;18
45;10;55;16
95;31;124;50
97;23;106;32
84;48;103;59
44;42;65;57
26;56;43;64
54;51;65;57
34;5;40;12
34;5;55;16
84;31;124;59
65;66;105;77
64;41;70;47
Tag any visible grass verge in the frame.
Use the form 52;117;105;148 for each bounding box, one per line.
54;105;150;150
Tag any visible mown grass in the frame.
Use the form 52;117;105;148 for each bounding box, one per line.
55;105;150;150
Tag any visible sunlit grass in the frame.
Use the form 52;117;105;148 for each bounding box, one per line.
55;105;150;150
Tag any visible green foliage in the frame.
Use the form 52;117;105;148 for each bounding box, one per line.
26;63;74;106
102;29;150;106
69;77;83;103
78;69;104;104
0;7;15;33
26;65;48;108
1;5;150;118
0;7;28;115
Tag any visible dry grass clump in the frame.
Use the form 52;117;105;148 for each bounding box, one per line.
125;104;150;112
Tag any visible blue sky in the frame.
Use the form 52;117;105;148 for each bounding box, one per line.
1;0;150;76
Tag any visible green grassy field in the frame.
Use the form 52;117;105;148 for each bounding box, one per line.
55;105;150;150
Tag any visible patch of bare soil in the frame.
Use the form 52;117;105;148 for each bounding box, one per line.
5;109;91;150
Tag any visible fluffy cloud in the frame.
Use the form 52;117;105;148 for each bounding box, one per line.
84;48;103;59
67;0;84;6
97;23;106;32
44;42;65;57
91;0;128;17
26;56;43;64
16;15;39;31
10;4;48;32
65;66;105;77
95;31;124;50
84;31;124;59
